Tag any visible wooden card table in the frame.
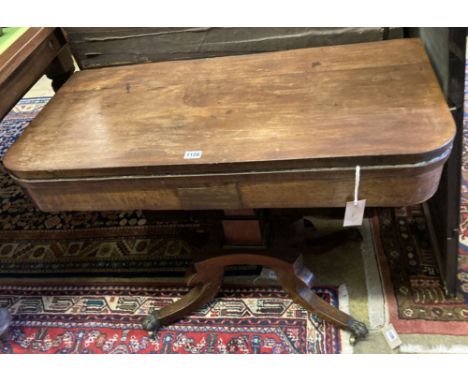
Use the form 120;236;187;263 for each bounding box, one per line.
3;39;455;343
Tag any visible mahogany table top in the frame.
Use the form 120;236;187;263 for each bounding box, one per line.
4;38;455;180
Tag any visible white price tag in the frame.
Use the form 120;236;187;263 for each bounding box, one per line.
184;150;202;159
343;200;366;227
382;323;402;350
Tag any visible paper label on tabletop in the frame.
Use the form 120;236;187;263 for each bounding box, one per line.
184;150;203;159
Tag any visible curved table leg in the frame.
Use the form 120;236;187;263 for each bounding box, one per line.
142;268;224;332
142;251;368;344
270;255;368;343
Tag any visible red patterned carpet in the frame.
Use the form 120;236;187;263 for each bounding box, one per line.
0;285;343;354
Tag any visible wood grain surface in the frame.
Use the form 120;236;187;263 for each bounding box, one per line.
11;159;445;211
3;38;455;181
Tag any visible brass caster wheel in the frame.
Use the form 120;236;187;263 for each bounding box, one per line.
142;312;161;333
347;318;368;345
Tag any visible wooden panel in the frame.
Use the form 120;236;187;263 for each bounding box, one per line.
0;28;63;120
240;165;444;208
222;220;264;246
3;39;455;181
223;209;256;216
63;27;403;69
14;161;445;212
177;184;241;209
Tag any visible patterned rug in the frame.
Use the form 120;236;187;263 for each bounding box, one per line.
0;285;344;354
372;206;468;335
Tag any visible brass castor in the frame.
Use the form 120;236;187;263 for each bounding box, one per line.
142;312;161;338
348;318;368;345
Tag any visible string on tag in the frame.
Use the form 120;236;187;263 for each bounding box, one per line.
354;165;360;206
344;165;365;227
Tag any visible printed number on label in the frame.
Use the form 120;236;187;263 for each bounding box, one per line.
184;150;203;159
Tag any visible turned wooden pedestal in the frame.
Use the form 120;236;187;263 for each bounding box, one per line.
142;209;368;344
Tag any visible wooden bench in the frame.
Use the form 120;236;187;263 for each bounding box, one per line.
3;38;455;343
